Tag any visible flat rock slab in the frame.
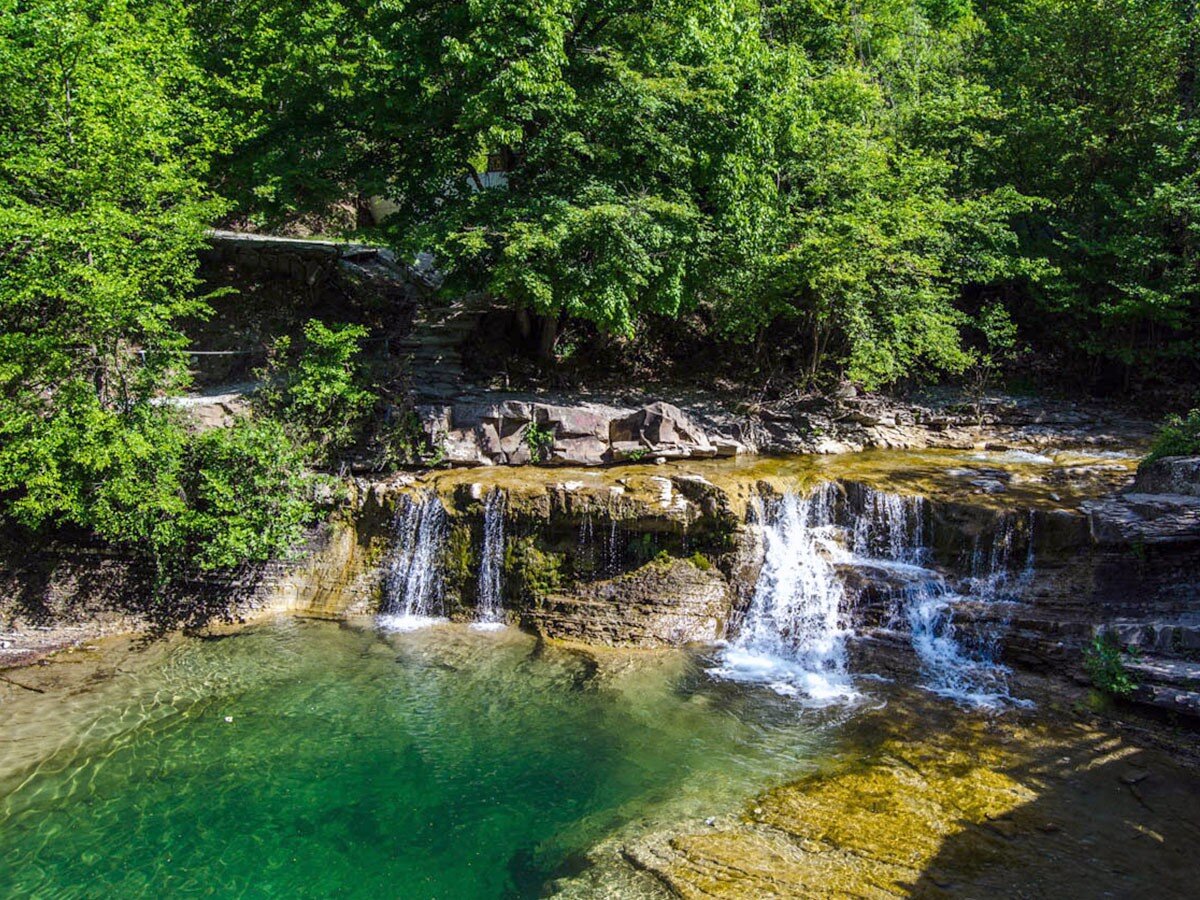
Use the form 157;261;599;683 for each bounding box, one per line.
1082;492;1200;545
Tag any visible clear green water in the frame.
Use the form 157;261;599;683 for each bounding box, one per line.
0;618;845;899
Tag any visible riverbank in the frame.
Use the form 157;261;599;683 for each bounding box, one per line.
1;433;1141;667
8;436;1200;727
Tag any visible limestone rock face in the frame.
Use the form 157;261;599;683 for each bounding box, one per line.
1076;456;1200;546
1082;492;1200;545
422;398;737;467
609;401;715;456
1133;455;1200;497
524;558;731;647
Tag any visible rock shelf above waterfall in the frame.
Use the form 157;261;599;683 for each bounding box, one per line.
11;447;1200;721
412;389;1152;468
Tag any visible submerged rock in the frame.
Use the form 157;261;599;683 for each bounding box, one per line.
620;700;1200;898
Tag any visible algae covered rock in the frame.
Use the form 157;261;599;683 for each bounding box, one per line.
525;558;731;647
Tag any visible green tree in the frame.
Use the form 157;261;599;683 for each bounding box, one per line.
704;2;1037;386
254;319;375;462
978;0;1200;387
198;0;1035;384
0;0;314;583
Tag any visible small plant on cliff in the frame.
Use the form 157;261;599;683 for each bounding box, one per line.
378;409;445;468
523;422;555;463
1143;409;1200;466
966;303;1019;425
1083;635;1140;698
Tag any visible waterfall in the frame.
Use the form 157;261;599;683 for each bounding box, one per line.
714;481;1031;708
378;493;448;631
713;484;858;704
900;511;1033;708
852;487;925;564
474;489;507;629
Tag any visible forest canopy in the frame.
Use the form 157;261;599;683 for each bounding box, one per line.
1;0;1198;573
191;0;1199;390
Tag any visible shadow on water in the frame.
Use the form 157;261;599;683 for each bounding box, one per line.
900;713;1200;897
506;846;594;899
631;685;1200;899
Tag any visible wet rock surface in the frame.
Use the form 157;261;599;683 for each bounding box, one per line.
614;692;1200;899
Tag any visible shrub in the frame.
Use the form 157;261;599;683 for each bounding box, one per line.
175;418;318;572
1083;635;1139;698
377;408;445;468
255;319;375;463
0;393;316;587
524;422;555;463
1143;409;1200;465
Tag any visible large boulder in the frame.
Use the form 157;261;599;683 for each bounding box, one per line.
1082;493;1200;545
609;402;715;458
1080;456;1200;545
1133;456;1200;497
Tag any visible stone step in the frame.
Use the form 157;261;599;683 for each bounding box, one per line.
1126;657;1200;690
1133;683;1200;718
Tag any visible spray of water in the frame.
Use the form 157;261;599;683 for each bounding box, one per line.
712;484;858;704
474;489;507;629
895;508;1034;708
714;482;1032;708
378;493;449;631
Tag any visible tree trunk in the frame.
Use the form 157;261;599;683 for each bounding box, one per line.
536;314;559;364
515;307;532;341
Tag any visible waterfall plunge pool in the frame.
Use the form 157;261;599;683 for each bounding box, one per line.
3;617;1200;898
0;618;843;898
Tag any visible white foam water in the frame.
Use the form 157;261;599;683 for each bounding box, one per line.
901;511;1034;708
377;614;449;632
712;485;859;705
377;493;448;629
714;482;1032;709
475;489;507;626
967;449;1055;465
903;580;1031;709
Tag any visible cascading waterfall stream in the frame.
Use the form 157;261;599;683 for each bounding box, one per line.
866;497;1033;708
714;483;858;703
378;478;1032;707
716;482;1032;708
474;489;507;629
378;493;449;631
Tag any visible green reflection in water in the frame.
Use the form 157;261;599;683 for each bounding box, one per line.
0;619;845;899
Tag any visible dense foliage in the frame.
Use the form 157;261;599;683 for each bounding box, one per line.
0;0;315;584
254;319;375;464
1083;634;1140;698
191;0;1198;390
3;0;1199;575
1145;409;1200;464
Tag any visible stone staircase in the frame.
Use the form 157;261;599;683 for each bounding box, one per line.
399;295;489;403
